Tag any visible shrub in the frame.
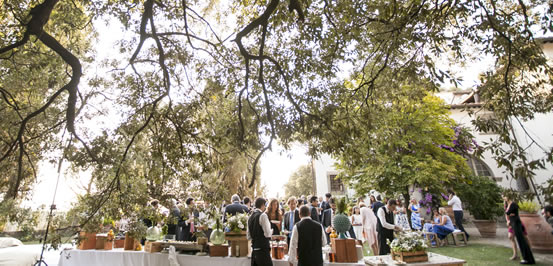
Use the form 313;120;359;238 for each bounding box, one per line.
455;175;504;220
519;201;539;214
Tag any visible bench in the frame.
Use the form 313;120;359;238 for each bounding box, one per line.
445;231;467;246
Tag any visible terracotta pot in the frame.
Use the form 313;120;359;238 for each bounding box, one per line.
78;232;97;250
519;213;553;253
124;233;139;251
104;240;114;250
114;239;125;248
473;219;496;238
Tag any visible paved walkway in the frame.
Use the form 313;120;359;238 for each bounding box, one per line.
464;224;553;264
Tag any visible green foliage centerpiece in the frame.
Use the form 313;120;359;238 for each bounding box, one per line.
332;197;351;239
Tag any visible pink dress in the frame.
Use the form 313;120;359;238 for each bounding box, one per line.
360;206;378;246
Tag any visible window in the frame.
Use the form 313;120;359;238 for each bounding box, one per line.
466;157;495;178
329;174;345;193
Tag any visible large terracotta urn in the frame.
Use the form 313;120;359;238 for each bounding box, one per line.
519;213;553;253
472;220;496;238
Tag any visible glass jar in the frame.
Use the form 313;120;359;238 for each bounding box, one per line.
210;228;226;245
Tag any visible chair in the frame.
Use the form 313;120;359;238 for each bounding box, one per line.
423;232;439;248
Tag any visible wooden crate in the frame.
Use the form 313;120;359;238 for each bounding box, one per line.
209;243;229;257
229;239;249;257
391;250;428;263
225;231;249;257
144;241;163;253
331;238;357;262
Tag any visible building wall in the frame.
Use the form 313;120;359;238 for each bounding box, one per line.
312;153;355;198
449;108;553;190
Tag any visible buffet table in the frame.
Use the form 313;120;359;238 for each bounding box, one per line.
57;249;365;266
364;252;465;265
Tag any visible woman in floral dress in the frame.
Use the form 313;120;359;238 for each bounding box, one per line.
409;198;422;230
395;199;411;231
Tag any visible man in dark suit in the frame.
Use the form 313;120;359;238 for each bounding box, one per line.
223;194;249;221
309;195;321;223
283;197;301;246
178;197;199;241
372;195;385;215
166;199;180;240
320;193;332;211
321;198;336;243
288;205;326;266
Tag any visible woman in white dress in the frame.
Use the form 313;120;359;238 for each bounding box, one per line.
351;206;364;242
360;202;379;255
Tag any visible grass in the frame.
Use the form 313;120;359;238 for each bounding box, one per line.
431;243;549;266
22;236;73;245
362;243;550;266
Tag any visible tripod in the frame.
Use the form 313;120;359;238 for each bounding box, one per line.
34;204;56;266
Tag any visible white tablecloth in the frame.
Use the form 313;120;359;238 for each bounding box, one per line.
58;249;365;266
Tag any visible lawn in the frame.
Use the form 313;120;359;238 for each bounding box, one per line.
431;243;550;266
363;243;550;266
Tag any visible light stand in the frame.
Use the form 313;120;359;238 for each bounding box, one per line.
34;204;56;266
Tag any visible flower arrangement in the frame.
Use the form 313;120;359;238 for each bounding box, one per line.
388;231;428;252
418;192;448;214
225;213;248;233
126;216;148;240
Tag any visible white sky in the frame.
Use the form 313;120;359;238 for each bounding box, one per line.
259;143;311;199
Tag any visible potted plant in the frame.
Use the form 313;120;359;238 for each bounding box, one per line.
224;213;249;257
77;215;103;250
333;197;351;239
455;175;503;238
519;200;553;253
125;217;147;251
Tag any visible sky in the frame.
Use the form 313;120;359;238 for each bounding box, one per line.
259;143;311;199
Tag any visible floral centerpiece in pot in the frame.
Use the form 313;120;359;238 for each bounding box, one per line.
388;231;429;263
225;213;248;234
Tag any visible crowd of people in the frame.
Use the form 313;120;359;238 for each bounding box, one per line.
140;191;553;266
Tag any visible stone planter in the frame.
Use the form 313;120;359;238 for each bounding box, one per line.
473;219;496;238
519;212;553;253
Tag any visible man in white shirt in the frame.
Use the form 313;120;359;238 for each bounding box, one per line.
247;198;273;266
447;189;469;240
376;199;402;255
288;205;327;266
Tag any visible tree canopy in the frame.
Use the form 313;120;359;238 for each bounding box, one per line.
1;0;552;238
284;164;313;199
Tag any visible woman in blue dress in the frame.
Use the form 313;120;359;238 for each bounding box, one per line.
409;198;422;230
432;207;455;246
